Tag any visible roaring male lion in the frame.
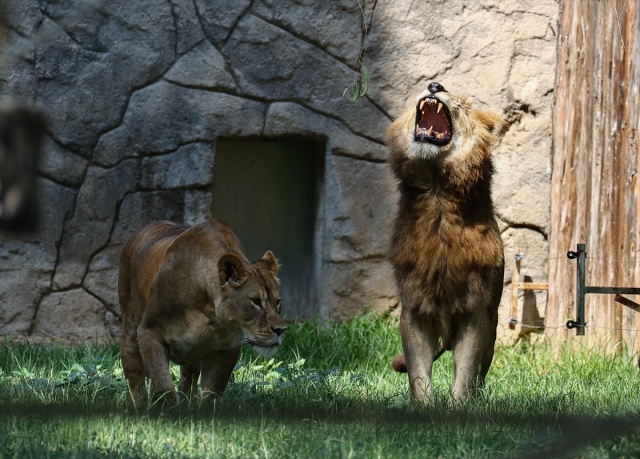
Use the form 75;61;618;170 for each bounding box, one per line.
387;82;504;403
119;219;287;406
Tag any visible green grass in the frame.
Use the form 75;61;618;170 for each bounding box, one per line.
1;311;640;458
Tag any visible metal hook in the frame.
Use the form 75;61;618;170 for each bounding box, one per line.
566;320;586;329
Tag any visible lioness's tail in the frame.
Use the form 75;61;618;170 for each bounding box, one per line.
391;346;446;373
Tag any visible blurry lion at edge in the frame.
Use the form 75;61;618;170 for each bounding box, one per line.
387;82;504;403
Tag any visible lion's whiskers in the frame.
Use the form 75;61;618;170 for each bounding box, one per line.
226;337;250;351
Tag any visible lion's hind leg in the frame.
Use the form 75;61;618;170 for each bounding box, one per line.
476;312;498;394
121;330;148;407
119;242;148;407
477;338;495;390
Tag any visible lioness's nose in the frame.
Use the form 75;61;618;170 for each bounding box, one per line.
272;324;287;337
428;82;446;94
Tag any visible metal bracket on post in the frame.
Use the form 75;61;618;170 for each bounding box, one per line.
566;244;586;335
566;243;640;336
614;294;640;313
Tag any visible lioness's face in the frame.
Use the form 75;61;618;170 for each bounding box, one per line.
403;82;501;161
218;251;287;357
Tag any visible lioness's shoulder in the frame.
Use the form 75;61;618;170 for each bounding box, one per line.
173;219;247;259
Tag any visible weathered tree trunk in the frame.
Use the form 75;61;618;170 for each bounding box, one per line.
548;0;640;350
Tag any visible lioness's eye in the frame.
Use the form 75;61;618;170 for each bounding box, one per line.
251;297;262;308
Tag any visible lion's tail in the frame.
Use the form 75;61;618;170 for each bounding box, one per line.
391;345;446;373
391;354;407;372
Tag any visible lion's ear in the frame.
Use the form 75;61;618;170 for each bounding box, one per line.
258;250;280;275
218;254;247;287
477;110;504;138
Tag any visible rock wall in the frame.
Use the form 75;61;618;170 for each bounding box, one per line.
0;0;557;341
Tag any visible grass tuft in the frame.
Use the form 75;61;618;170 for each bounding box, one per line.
1;311;640;458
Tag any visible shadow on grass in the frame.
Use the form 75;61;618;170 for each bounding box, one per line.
2;397;639;458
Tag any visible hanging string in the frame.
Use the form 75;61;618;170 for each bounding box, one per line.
584;256;640;264
507;319;640;334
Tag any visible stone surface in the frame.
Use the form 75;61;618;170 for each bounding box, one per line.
0;178;75;334
164;41;236;90
193;0;251;47
0;30;37;103
140;143;215;190
252;0;363;64
222;14;390;142
323;155;397;261
167;0;207;55
53;160;137;289
0;0;557;341
112;190;212;246
263;102;387;162
31;289;108;340
38;136;88;186
0;240;52;334
33;1;175;153
323;258;398;321
83;245;122;318
93;82;266;166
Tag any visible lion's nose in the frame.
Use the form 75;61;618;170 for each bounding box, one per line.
271;324;287;337
428;82;446;94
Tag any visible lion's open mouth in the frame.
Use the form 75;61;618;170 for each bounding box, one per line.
415;96;452;146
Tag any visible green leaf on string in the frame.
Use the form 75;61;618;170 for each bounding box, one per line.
361;65;369;96
352;80;361;102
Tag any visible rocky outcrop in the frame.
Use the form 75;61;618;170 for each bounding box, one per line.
0;0;557;340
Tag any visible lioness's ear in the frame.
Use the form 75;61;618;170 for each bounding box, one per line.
258;250;280;275
218;254;247;287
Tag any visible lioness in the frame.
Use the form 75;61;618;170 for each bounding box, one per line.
119;219;287;406
387;82;504;403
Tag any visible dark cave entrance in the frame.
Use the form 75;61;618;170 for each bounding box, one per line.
212;139;325;319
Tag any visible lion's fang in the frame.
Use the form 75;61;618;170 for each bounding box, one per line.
437;103;443;114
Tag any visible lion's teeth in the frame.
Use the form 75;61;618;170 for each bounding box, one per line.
437;103;443;114
419;100;425;110
427;126;433;136
437;132;445;139
415;124;420;135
